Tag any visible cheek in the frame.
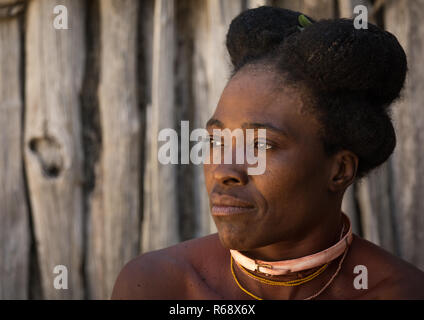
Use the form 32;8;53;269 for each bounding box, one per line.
257;148;326;207
203;164;214;193
261;150;301;186
248;151;325;239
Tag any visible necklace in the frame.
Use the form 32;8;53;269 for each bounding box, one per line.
230;213;353;276
230;218;351;300
236;261;329;286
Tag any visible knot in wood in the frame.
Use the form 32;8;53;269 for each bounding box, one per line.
0;0;25;20
29;136;63;179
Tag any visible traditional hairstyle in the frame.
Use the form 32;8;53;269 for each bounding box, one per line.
226;6;407;179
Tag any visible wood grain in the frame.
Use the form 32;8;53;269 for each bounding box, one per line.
273;0;335;19
24;0;85;299
385;0;424;270
86;0;141;299
141;0;179;252
0;0;29;299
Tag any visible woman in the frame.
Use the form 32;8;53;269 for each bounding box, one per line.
111;6;424;300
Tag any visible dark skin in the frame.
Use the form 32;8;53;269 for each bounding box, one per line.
111;66;424;300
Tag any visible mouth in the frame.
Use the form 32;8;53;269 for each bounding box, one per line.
210;193;256;217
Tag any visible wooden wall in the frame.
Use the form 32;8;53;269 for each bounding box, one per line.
0;0;423;299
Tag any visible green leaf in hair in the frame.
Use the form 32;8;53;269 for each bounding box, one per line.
298;14;313;31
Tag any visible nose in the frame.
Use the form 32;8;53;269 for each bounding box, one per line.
213;164;248;186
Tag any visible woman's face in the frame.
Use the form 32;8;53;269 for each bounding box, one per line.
204;67;336;251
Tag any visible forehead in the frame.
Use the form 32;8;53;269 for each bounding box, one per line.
212;68;318;138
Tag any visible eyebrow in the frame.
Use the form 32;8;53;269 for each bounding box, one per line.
206;118;224;128
206;118;291;138
241;122;291;138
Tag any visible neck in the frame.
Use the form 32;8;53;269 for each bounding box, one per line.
230;207;351;299
240;209;343;263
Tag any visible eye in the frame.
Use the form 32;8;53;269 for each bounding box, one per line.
255;140;272;151
209;136;223;148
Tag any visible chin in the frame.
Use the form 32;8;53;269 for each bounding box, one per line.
217;229;255;251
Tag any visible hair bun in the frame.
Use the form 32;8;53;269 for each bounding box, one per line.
280;19;407;108
226;6;312;72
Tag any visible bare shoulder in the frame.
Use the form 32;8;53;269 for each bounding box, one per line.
345;235;424;299
111;233;225;300
110;247;187;299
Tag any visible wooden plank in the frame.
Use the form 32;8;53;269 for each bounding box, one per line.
79;0;100;300
338;0;354;17
24;0;85;299
385;0;424;270
190;0;210;238
0;0;30;299
247;0;272;8
141;0;180;252
205;0;244;113
360;163;398;253
87;0;141;299
273;0;336;19
174;0;196;241
191;0;215;238
139;0;155;248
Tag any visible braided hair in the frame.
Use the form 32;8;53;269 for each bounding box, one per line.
226;6;407;179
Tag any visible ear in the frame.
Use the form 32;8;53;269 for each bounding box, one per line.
328;151;358;193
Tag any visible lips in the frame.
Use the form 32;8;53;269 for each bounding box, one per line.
210;193;256;216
